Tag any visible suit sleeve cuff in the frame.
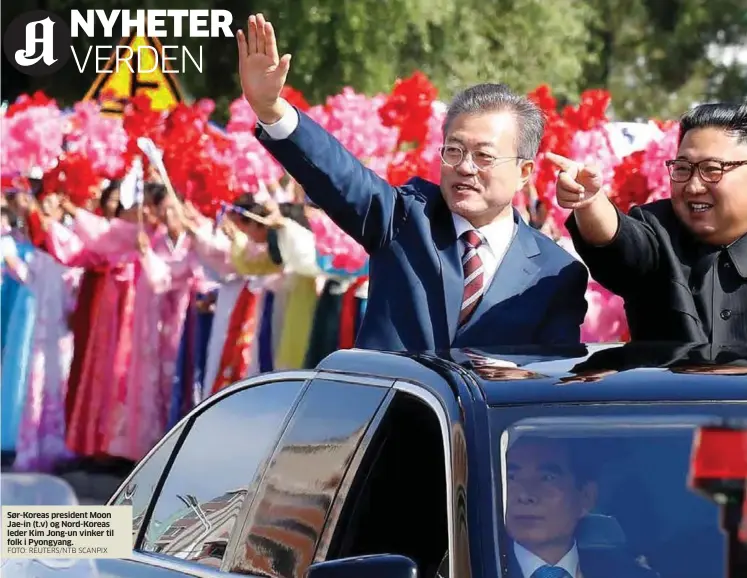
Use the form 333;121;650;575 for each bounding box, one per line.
257;103;299;139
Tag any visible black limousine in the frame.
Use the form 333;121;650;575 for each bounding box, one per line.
7;342;747;578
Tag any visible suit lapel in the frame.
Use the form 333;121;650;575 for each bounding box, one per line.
459;212;541;333
427;193;463;343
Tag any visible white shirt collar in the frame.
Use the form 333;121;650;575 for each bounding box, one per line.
513;541;579;578
451;212;515;255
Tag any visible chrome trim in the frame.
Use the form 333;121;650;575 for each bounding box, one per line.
392;380;455;578
314;371;395;388
127;549;257;578
107;370;317;506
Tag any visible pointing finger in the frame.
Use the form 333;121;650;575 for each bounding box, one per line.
545;152;579;174
578;164;601;182
557;171;585;195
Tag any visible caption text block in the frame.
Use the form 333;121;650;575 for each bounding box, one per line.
2;506;133;558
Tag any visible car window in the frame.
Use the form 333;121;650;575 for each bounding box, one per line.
139;379;304;568
327;389;449;578
110;422;186;546
228;379;389;577
489;404;747;578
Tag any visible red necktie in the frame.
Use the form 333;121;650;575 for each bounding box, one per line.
459;230;484;326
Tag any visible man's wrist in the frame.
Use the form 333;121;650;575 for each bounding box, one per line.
254;98;290;125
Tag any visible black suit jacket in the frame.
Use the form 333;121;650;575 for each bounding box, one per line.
566;199;747;344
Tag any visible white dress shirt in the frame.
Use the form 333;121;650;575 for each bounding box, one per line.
514;541;580;578
258;101;518;290
451;212;515;290
257;101;301;139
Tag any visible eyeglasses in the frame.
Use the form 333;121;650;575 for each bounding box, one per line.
439;145;523;170
665;159;747;183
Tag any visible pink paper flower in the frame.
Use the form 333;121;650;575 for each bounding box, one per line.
1;101;65;176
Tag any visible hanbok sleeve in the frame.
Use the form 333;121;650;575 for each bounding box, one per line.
1;238;29;283
73;209;139;255
44;221;102;268
274;220;322;277
191;224;237;280
139;248;172;294
230;231;283;276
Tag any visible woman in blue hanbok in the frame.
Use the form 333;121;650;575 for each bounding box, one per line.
1;226;38;453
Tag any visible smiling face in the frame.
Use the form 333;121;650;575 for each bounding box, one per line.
671;127;747;245
440;110;533;228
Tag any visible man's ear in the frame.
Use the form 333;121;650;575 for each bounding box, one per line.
580;481;598;516
518;160;535;190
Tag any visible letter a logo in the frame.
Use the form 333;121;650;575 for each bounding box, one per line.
15;17;57;67
3;11;71;76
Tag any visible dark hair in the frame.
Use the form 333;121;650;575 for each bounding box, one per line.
511;436;598;487
144;182;168;207
232;195;311;230
678;102;747;146
233;194;270;222
279;203;311;230
443;83;546;160
100;179;123;217
29;178;44;198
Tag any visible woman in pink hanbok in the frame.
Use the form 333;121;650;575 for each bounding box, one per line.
9;194;81;472
105;192;207;462
41;189;164;460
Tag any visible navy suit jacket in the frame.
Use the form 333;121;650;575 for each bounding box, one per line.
255;109;588;351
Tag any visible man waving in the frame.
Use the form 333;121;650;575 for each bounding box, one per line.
236;13;588;352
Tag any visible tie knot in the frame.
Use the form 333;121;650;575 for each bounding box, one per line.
461;229;483;249
532;566;571;578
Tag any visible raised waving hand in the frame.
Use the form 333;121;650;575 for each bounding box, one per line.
236;13;292;123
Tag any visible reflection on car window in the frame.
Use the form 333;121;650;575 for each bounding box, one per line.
493;412;742;578
140;380;303;567
111;422;184;546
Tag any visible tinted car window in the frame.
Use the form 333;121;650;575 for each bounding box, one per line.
110;423;185;546
230;379;388;577
490;403;747;578
328;390;449;578
140;380;304;567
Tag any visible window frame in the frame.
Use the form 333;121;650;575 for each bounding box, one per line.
223;372;395;574
488;400;747;578
313;377;457;578
109;370;317;575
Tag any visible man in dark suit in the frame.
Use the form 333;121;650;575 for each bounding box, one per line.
502;436;657;578
235;14;588;352
550;103;747;345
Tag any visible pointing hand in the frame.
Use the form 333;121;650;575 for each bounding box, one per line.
546;152;605;210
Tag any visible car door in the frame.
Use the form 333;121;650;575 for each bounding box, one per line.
98;372;312;578
222;374;394;576
315;380;456;578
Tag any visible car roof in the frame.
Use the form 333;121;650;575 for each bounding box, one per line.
317;342;747;405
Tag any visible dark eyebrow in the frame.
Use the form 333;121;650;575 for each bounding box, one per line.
538;462;565;475
675;155;727;163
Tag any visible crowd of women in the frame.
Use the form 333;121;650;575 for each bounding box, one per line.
0;173;379;473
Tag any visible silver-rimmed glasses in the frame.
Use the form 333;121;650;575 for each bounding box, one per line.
439;145;524;170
